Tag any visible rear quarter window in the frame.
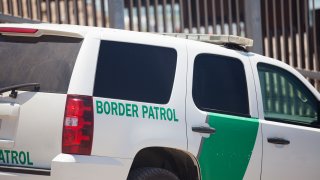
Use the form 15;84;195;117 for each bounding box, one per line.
0;35;83;93
93;40;177;104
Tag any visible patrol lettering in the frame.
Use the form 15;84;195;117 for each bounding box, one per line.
0;150;33;165
96;100;179;122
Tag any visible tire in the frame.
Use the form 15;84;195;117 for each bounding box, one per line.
127;167;180;180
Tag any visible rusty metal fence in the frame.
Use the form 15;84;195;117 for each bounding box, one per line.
261;0;319;91
0;0;245;35
0;0;319;91
0;0;108;26
124;0;246;35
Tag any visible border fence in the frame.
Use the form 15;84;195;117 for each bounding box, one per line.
0;0;319;91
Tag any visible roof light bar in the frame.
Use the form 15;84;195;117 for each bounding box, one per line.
160;33;253;47
0;27;38;34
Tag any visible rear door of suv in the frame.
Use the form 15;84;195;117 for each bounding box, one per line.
0;27;83;175
186;41;262;180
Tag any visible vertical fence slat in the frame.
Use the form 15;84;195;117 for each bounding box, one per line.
146;0;150;32
154;0;159;32
163;0;167;32
235;0;240;35
312;0;319;91
228;0;232;35
220;0;225;34
27;0;32;19
178;0;184;32
8;0;13;15
73;0;79;24
203;0;208;33
46;0;51;22
245;0;263;54
171;0;176;32
296;0;303;68
195;0;200;33
304;0;310;70
17;0;22;17
312;0;318;71
64;0;70;23
92;0;97;26
82;0;88;25
187;0;192;32
55;0;61;23
272;0;281;60
265;0;273;58
272;0;277;58
289;0;296;67
3;0;10;14
281;0;289;64
262;0;268;55
137;0;142;31
108;0;124;29
0;0;3;13
212;0;217;34
36;0;41;20
128;0;133;30
100;0;106;27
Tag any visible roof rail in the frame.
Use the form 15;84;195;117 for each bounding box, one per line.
159;33;253;48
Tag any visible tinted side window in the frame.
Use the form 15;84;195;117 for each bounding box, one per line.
0;35;83;93
94;40;177;104
192;54;250;117
258;63;319;127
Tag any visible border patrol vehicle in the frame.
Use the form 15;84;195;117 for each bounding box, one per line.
0;24;319;180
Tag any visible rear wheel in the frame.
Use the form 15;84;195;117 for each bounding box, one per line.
128;167;180;180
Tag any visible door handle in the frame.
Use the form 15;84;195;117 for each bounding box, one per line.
192;125;216;134
267;138;290;145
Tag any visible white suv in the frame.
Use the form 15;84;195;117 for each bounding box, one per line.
0;24;319;180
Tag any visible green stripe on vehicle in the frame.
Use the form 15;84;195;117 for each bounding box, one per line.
198;113;259;180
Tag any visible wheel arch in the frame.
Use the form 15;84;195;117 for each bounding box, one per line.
128;147;200;180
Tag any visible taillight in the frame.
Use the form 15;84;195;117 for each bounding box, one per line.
0;27;38;34
62;95;94;155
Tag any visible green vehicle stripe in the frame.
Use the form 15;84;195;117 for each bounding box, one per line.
198;112;259;180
